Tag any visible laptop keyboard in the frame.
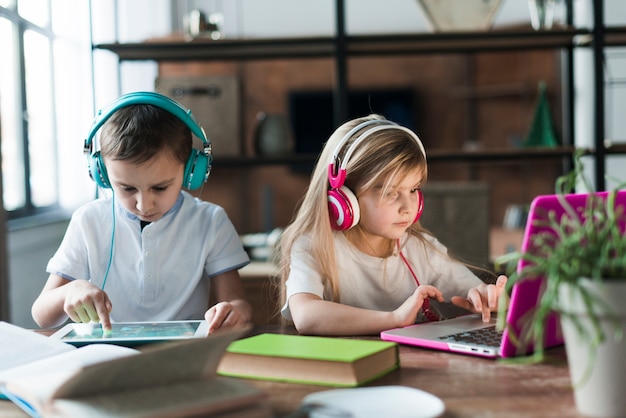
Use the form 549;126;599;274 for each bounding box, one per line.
438;326;503;347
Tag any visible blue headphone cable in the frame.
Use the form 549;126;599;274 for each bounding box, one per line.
101;192;116;290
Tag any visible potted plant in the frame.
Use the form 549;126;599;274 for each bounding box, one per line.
496;150;626;418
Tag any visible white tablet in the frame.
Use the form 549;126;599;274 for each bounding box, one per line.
51;320;209;347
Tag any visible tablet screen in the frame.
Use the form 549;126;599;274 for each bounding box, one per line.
52;321;208;346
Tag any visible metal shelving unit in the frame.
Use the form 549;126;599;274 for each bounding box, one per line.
93;1;626;185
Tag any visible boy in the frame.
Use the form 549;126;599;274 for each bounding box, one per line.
31;92;252;333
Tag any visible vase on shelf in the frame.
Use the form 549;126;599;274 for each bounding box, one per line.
254;112;293;157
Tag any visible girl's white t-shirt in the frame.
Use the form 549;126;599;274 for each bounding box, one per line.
281;232;483;321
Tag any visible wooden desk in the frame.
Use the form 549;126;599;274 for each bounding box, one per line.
239;262;280;326
0;324;578;418
243;325;578;417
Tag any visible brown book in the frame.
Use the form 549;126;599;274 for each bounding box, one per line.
218;333;399;387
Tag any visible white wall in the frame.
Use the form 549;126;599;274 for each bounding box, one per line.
169;0;540;38
8;221;69;328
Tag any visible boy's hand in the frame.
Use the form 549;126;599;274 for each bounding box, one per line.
451;275;508;322
64;279;113;331
204;301;249;334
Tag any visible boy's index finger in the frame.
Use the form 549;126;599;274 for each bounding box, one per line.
94;303;112;332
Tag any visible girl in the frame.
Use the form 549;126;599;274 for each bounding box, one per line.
277;114;507;335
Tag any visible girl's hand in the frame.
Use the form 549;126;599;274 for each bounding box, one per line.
204;301;249;334
451;275;508;322
393;285;444;327
63;279;113;331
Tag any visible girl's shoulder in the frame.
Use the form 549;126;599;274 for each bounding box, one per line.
292;233;314;251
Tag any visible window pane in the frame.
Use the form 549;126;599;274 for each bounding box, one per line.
17;0;49;28
53;38;96;209
23;29;57;207
0;18;26;211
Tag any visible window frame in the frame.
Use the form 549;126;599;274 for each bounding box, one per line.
1;1;96;222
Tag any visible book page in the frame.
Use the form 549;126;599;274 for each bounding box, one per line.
0;344;138;383
0;343;139;407
52;326;249;399
0;321;75;371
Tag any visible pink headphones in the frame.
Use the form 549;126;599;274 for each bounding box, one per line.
327;119;426;231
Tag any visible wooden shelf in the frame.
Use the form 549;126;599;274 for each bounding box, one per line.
213;154;319;168
426;146;579;162
604;142;626;154
211;146;579;168
347;27;588;56
93;26;626;62
95;37;336;61
92;1;625;192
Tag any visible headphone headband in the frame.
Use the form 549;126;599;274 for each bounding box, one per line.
84;92;212;190
328;119;426;189
84;91;210;154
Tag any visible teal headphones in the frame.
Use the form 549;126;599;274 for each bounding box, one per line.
83;92;213;190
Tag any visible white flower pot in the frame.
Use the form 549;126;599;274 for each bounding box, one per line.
558;279;626;417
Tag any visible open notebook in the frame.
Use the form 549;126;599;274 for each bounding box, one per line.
381;191;626;358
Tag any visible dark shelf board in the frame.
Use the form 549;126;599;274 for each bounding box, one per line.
425;146;578;162
94;37;336;61
92;27;626;62
211;147;580;168
213;154;319;168
604;142;626;154
347;27;588;56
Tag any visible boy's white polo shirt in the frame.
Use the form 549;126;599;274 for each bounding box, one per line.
47;191;249;321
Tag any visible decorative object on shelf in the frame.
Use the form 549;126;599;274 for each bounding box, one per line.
241;228;283;262
528;0;557;31
522;81;559;148
496;150;626;417
254;112;294;157
415;0;503;32
156;76;241;157
184;9;223;40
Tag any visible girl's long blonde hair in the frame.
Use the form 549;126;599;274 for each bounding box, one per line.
276;114;432;308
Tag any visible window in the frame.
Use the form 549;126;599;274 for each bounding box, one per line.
0;0;95;220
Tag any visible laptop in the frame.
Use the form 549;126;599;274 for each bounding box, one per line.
381;191;626;358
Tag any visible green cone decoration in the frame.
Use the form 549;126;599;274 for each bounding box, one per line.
523;81;559;148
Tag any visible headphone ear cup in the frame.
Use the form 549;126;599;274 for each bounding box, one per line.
88;152;111;189
328;186;360;230
414;189;424;223
183;149;210;190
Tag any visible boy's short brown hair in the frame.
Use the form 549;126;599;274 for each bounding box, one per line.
100;104;191;166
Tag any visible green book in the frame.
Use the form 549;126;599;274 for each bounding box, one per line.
217;333;399;387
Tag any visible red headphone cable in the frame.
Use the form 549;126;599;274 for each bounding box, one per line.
397;241;439;322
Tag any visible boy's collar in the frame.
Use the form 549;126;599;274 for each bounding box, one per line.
117;191;184;222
